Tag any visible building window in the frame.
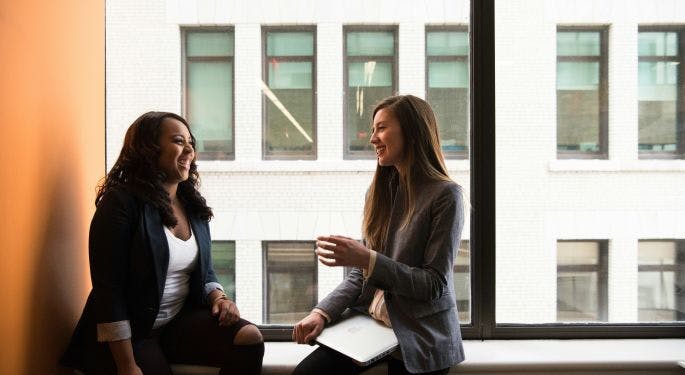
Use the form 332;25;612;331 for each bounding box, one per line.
263;241;317;324
557;240;608;322
183;29;234;160
638;240;685;322
638;28;685;158
262;27;316;160
454;240;471;324
556;28;607;158
344;26;397;159
426;27;469;159
211;241;236;301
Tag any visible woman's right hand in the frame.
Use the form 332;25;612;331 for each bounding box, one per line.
292;312;325;345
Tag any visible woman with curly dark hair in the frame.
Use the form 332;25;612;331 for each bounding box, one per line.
61;112;264;375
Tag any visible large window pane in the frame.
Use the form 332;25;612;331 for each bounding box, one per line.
454;240;471;324
263;29;316;159
557;241;608;322
427;28;469;158
344;28;396;158
638;30;683;157
638;240;685;321
184;30;234;159
556;30;606;157
264;242;317;324
211;241;236;301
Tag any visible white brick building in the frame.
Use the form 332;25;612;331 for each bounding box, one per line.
106;0;685;325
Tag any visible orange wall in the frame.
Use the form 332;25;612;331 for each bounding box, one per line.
0;1;104;374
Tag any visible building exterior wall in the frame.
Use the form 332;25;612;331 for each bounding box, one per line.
107;0;684;325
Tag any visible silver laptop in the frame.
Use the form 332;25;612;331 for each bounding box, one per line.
315;310;398;366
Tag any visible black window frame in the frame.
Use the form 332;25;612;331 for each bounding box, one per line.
637;25;685;159
425;24;470;160
556;26;609;160
181;27;236;161
342;25;398;160
261;25;318;160
259;0;685;340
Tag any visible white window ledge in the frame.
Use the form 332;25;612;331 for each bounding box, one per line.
169;339;685;375
196;159;470;173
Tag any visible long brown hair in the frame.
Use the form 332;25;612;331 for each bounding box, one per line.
362;95;451;252
96;111;213;226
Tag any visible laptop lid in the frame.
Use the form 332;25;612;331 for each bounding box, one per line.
315;311;398;366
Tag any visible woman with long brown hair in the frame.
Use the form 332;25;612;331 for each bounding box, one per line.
61;112;264;374
293;95;466;374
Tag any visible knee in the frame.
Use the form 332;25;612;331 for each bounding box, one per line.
233;324;263;345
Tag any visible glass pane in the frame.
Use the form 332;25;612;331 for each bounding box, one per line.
454;241;471;324
266;242;317;324
348;61;393;87
268;61;312;89
427;31;468;56
347;31;394;56
211;241;236;301
428;87;468;154
265;87;314;156
638;241;685;322
428;61;468;88
557;241;606;322
556;89;600;152
266;32;314;56
557;32;601;56
346;86;393;152
187;61;233;154
638;32;678;57
638;62;678;153
557;62;599;89
187;31;234;57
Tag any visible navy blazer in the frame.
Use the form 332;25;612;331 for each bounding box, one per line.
316;180;465;373
61;187;219;369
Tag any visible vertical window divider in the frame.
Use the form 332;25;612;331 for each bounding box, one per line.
469;0;495;340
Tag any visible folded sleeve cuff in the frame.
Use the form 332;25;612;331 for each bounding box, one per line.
362;250;378;279
312;308;331;323
96;320;131;342
204;282;224;298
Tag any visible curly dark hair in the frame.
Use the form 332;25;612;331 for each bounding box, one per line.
96;111;213;226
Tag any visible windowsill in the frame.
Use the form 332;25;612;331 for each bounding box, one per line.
196;159;470;173
169;339;685;375
549;159;685;172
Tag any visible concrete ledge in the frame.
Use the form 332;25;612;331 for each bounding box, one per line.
168;339;685;375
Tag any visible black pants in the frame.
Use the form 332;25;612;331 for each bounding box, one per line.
85;308;264;375
292;346;450;375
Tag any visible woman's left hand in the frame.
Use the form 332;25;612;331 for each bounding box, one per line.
212;297;240;326
315;235;371;268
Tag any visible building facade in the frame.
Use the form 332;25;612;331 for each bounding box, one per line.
106;0;684;325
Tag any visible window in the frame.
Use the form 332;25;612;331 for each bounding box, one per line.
638;28;685;158
263;241;317;324
454;240;471;324
638;240;685;321
183;29;234;160
556;28;607;158
556;241;608;322
344;26;397;159
262;27;316;160
426;27;469;158
211;241;236;301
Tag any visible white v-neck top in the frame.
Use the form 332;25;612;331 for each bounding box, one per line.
153;226;199;328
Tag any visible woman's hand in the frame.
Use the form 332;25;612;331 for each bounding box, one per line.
315;235;371;268
292;312;325;345
212;297;240;326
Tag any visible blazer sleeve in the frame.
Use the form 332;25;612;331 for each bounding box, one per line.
314;267;365;322
368;184;464;301
88;189;138;341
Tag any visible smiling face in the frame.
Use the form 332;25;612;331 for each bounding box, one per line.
370;108;406;168
157;117;195;184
